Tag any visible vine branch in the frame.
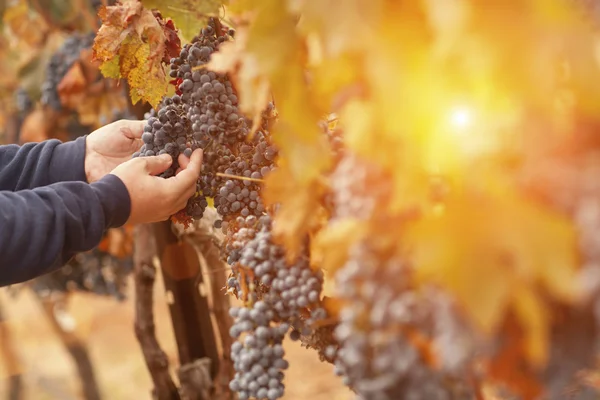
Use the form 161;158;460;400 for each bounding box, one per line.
133;224;180;400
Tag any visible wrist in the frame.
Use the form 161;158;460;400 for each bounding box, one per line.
51;136;88;184
84;139;94;183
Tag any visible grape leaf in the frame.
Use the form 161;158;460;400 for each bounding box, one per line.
406;186;578;364
262;166;327;260
210;0;332;252
57;49;128;128
57;62;87;104
311;218;365;274
93;0;181;107
140;0;223;42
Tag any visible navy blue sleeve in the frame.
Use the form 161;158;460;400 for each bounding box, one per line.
0;136;87;191
0;174;131;286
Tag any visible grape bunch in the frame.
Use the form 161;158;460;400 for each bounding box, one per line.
330;242;475;400
137;18;333;399
213;131;277;226
169;22;247;146
225;217;326;399
30;247;133;301
41;32;95;110
136;96;192;177
137;18;278;226
228;303;288;400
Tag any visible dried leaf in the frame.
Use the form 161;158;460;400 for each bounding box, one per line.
93;0;181;107
57;62;87;107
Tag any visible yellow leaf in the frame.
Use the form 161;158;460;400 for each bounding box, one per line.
295;0;382;57
93;0;181;107
263;166;326;260
512;285;549;366
311;218;366;274
406;186;578;336
321;296;344;320
99;56;121;79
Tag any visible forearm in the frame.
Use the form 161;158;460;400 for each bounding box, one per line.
0;136;88;191
0;174;130;286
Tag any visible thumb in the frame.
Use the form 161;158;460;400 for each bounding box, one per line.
141;154;173;175
168;149;203;190
120;119;146;140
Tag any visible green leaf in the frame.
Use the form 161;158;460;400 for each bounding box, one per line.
141;0;224;42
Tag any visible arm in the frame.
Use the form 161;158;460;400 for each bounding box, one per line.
0;136;87;191
0;174;130;286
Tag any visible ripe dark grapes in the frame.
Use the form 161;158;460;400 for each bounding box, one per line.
41;32;95;110
30;240;132;301
225;217;324;399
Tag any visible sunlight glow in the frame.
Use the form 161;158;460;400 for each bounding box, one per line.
449;106;473;130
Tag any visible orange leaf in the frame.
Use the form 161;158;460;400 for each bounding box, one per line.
19;108;60;143
57;62;88;109
321;295;343;320
486;312;544;400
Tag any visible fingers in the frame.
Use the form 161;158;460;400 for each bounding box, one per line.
141;154;173;176
177;153;191;169
188;149;203;173
167;149;203;192
120;120;145;139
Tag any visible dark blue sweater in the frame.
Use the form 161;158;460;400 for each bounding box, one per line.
0;136;131;286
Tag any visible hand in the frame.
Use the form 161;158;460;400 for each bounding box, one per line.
85;119;145;183
110;149;203;224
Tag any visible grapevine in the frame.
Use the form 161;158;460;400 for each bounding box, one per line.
84;0;600;399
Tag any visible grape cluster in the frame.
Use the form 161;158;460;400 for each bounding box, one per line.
41;32;95;110
331;243;474;399
213;132;276;224
169;22;247;146
228;304;288;400
30;247;133;301
225;218;325;399
137;18;278;225
136;96;192;177
329;153;392;220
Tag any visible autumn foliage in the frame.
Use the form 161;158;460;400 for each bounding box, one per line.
91;0;600;398
5;0;600;398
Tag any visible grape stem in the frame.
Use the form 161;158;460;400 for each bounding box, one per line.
216;172;264;183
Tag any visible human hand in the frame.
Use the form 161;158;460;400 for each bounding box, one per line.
85;119;145;183
110;149;203;224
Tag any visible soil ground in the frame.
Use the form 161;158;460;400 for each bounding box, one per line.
0;275;352;400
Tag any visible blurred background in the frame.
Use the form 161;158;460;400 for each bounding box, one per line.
0;273;350;400
0;0;350;399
